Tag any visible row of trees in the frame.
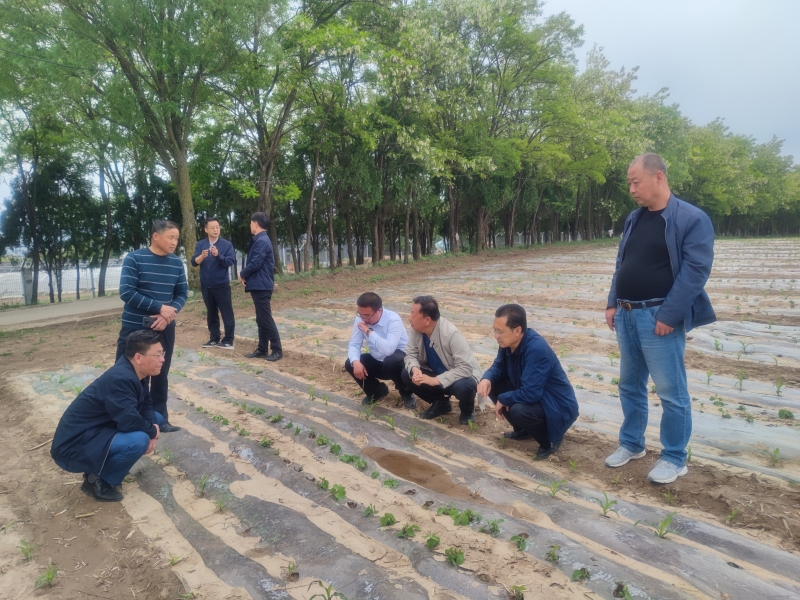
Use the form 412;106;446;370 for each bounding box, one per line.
1;0;798;301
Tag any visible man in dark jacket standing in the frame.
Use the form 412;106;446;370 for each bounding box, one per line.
477;304;578;459
115;220;187;432
604;153;715;484
240;212;282;361
191;216;237;349
52;330;165;502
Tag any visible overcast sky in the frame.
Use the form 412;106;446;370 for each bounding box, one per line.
542;0;800;164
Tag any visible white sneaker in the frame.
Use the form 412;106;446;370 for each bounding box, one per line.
647;459;688;484
605;446;646;468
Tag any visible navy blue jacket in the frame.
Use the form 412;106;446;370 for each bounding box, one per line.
240;231;275;292
191;237;236;288
483;328;579;443
608;194;715;332
51;357;158;475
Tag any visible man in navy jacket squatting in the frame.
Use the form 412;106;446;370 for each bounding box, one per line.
477;303;579;459
191;216;237;350
51;330;165;502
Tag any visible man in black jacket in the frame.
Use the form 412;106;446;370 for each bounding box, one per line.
240;212;282;361
191;216;237;349
51;330;165;502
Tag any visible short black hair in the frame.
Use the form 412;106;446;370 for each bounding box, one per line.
151;219;179;236
413;295;440;321
250;212;269;230
495;303;526;332
356;292;382;311
124;329;163;359
205;216;220;227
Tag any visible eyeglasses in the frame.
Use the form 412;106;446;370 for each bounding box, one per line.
142;351;166;358
357;308;381;321
490;328;512;337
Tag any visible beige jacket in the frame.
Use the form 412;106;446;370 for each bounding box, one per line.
404;317;483;388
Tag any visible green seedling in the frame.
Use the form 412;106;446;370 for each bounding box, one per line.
591;492;618;517
738;404;746;411
706;371;713;384
18;540;34;560
745;413;754;423
196;406;204;412
294;426;301;435
397;523;420;539
596;373;604;381
307;579;348;600
653;512;678;538
509;584;527;599
437;416;447;423
370;470;380;479
444;546;465;567
480;518;504;535
650;384;657;394
763;447;781;466
611;474;621;485
537;479;567;498
382;415;396;430
329;443;342;455
424;532;440;549
736;369;746;390
568;460;578;472
686;447;692;463
198;474;209;496
613;581;633;600
35;564;58;588
331;484;346;501
286;561;297;577
608;351;619;365
739;340;754;354
361;403;374;420
254;407;265;415
316;435;330;446
284;421;293;429
364;504;377;517
719;408;731;419
726;509;739;524
307;429;317;439
383;478;399;488
169;553;183;566
159;447;173;465
571;567;590;581
238;428;250;437
260;436;273;448
408;425;419;443
499;436;507;448
611;377;620;385
318;477;329;491
214;500;226;513
545;545;560;562
309;386;315;401
198;351;206;361
778;408;794;419
661;490;678;505
380;513;397;527
269;414;283;423
467;420;479;432
510;534;528;551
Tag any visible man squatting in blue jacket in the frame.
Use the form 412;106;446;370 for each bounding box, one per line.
477;303;579;459
604;153;715;484
51;330;166;502
191;215;237;350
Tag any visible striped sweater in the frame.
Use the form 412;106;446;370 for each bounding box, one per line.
119;248;188;329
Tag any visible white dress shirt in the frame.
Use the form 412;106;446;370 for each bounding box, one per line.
347;308;408;364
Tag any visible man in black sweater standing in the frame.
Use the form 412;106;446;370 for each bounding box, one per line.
240;212;282;362
191;216;237;349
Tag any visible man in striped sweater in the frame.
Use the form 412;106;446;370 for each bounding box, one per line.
114;220;188;432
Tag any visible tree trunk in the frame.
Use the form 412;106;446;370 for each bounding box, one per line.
447;184;457;253
97;159;113;296
173;150;199;288
75;250;81;300
404;190;411;264
412;207;421;261
285;202;300;273
327;202;336;270
304;148;320;272
345;210;355;268
372;208;380;264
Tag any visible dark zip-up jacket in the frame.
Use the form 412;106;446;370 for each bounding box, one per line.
51;357;158;475
191;237;236;288
240;231;275;292
483;328;579;443
607;194;716;332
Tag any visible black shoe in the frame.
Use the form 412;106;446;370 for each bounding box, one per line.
201;340;218;348
402;394;417;409
82;478;123;502
504;430;534;441
459;413;475;425
265;350;283;362
217;341;235;350
419;401;452;420
245;349;267;358
160;422;181;433
536;437;563;459
362;384;390;405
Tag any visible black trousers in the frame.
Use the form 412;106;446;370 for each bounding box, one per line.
251;289;281;353
202;284;235;344
344;350;410;398
490;378;550;448
400;368;477;415
115;321;176;422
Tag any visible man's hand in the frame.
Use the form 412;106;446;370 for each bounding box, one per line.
146;437;157;454
352;360;368;380
154;423;160;440
209;245;218;257
412;370;439;387
477;378;491;398
494;399;508;420
605;307;617;331
195;249;209;264
655;320;674;336
238;276;246;286
356;322;370;335
149;314;169;331
159;304;177;322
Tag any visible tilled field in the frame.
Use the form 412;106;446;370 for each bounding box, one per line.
2;239;800;600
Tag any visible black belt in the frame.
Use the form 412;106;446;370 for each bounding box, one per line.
617;299;664;310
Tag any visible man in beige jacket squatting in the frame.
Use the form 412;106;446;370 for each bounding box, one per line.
401;295;483;424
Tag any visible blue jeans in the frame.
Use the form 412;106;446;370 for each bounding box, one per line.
98;413;164;486
615;306;690;467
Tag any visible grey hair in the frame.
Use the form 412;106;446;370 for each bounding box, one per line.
630;153;668;177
